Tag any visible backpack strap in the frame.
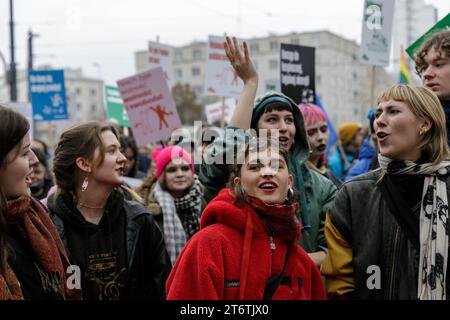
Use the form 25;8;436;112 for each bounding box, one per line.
263;244;290;300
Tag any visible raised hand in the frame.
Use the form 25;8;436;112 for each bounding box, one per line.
224;36;258;85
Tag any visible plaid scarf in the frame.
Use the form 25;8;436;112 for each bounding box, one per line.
151;176;202;265
379;155;450;300
247;195;301;242
3;196;81;300
173;178;202;239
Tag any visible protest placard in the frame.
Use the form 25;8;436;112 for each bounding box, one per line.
359;0;395;66
29;69;68;121
204;97;236;125
204;35;244;98
117;67;182;146
280;44;315;104
142;41;174;87
105;85;130;127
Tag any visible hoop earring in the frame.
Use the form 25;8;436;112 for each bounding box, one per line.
81;176;89;192
286;187;295;202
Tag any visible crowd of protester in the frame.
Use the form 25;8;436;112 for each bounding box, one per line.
1;29;450;300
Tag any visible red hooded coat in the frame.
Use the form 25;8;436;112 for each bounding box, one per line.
166;189;326;300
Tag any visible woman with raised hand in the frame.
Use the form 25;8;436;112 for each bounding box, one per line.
46;121;171;300
0;104;80;300
321;85;450;299
167;138;326;300
200;36;337;266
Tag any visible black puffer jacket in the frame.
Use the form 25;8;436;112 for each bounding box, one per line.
321;169;450;300
47;188;171;300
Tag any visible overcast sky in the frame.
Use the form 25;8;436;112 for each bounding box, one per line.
0;0;449;86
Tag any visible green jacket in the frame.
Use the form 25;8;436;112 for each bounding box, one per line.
200;92;337;253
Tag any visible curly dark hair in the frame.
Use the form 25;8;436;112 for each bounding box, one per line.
414;29;450;76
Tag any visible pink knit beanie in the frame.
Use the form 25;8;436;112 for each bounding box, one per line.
151;146;194;179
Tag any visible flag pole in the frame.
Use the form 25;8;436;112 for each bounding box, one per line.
370;65;376;111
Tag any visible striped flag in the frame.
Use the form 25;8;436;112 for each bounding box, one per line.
399;45;412;85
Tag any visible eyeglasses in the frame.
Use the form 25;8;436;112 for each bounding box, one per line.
307;125;328;137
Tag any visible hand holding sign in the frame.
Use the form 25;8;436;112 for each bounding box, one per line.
224;36;258;85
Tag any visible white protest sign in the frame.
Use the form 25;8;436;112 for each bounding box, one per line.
10;102;34;141
117;67;182;147
204;97;236;125
359;0;395;66
204;35;244;97
143;41;174;87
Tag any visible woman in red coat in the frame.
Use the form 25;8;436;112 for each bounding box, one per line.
166;138;326;300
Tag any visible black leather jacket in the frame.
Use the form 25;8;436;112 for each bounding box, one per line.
322;169;450;299
48;192;171;300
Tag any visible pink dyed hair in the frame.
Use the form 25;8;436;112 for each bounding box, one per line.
298;103;328;168
298;103;327;127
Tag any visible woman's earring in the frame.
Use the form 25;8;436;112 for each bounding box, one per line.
286;187;295;202
81;176;89;192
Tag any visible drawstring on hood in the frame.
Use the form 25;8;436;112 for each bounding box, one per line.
201;189;301;299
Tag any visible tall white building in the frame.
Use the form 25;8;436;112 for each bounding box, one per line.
136;30;395;128
391;0;438;82
0;66;105;145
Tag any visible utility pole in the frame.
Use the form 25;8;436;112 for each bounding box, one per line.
9;0;17;102
28;29;39;71
27;29;39;101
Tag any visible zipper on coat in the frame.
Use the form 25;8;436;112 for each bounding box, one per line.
269;236;276;250
388;226;401;299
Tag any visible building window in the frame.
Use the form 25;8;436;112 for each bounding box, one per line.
76;88;82;96
250;43;259;53
316;75;321;85
270;41;278;51
269;60;278;70
90;88;96;96
174;69;183;80
91;104;96;113
193;49;201;61
291;38;299;45
192;67;201;77
353;72;358;80
175;52;183;62
76;103;82;112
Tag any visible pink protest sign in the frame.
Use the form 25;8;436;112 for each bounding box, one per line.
117;67;182;146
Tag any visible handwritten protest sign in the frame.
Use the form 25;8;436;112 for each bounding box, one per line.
117;67;182;146
204;35;244;97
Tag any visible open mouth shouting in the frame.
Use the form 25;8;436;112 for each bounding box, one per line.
376;132;389;142
278;136;290;149
258;180;279;193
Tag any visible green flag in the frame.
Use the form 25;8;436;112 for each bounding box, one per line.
406;13;450;60
105;85;130;127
